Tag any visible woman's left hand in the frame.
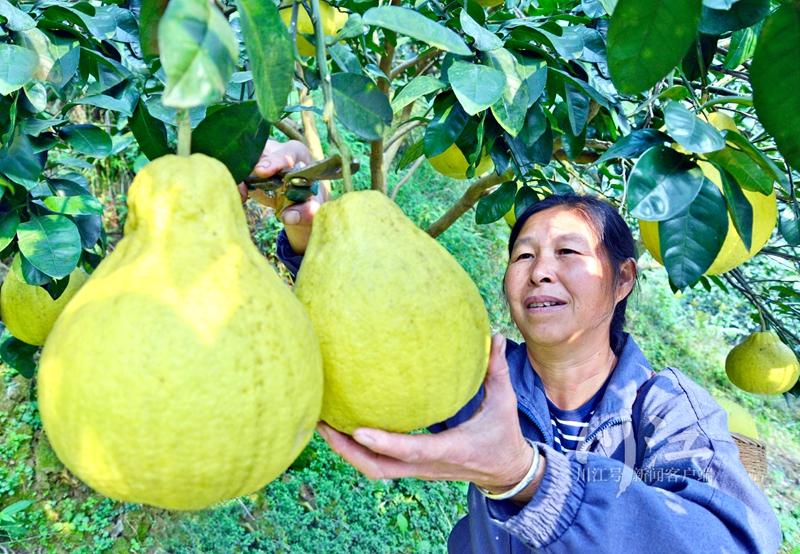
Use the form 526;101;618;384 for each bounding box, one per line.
316;334;538;495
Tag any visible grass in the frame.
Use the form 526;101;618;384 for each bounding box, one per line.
1;141;798;552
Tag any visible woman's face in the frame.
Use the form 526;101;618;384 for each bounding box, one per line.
504;206;631;350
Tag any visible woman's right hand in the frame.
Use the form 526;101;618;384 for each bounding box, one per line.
238;139;325;254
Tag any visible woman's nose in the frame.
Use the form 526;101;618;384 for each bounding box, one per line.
529;255;556;284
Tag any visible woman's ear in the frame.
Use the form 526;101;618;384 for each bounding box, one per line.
615;258;637;303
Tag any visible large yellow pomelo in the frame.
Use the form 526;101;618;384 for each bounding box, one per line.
715;397;759;439
428;143;495;180
725;331;799;394
639;160;777;275
38;154;323;510
280;1;348;57
1;259;88;346
295;191;491;434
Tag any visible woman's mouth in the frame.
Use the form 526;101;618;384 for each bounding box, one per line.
524;297;567;312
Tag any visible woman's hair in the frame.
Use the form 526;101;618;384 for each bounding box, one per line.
507;194;637;355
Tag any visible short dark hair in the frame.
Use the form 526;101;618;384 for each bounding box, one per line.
507;194;637;355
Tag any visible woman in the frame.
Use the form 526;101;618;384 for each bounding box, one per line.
246;143;782;553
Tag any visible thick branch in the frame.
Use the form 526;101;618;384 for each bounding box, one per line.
389;48;439;80
370;38;396;192
427;169;514;238
383;105;415;173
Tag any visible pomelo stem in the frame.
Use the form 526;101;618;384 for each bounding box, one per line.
177;109;191;157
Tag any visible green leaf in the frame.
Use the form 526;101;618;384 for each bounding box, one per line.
680;34;717;83
487;49;547;137
192;101;270;183
626;145;704;220
331;73;392;141
537;25;605;63
699;0;768;35
663;102;725;154
0;0;35;31
22;118;66;137
396;138;424;171
460;10;503;52
0;331;38;378
0;44;38;96
362;7;471;56
16;215;81;279
724;23;759;69
73;93;136;116
73;214;102;249
424;95;469;158
607;0;701;94
705;146;773;194
158;0;238;109
129;100;171;161
507;103;552;170
391;75;445;113
59;124;112;157
236;0;293;122
514;185;538;218
0;127;44;189
751;3;800;172
140;0;168;58
564;82;589;136
659;177;728;288
718;167;752;250
778;206;800;246
476;181;516;224
447;61;505;116
596;129;669;164
720;130;784;188
41;195;103;216
0;210;19;251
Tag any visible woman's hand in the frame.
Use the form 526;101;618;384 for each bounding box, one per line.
316;335;542;499
238;139;325;254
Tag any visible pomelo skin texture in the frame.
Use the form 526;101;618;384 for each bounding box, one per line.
725;331;800;395
295;190;491;434
38;154;323;511
1;261;88;346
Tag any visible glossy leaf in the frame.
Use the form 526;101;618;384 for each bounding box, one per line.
596;129;670;164
59;124;112;157
41;195;104;216
192;101;270;183
626;145;704;221
0;210;19;251
129;100;171;161
331;73;392;142
158;0;238;108
607;0;701;94
16;215;81;279
664;102;725;154
0;0;34;31
705;146;773;195
718;167;752;250
564;82;589;136
660;177;728;288
0;128;44;189
487;49;547;137
475;181;516;224
0;44;38;96
0;331;38;378
778;206;800;246
507;103;552;170
724;23;759;69
721;130;784;187
236;0;293;122
751;3;800;172
363;7;471;56
73;214;103;250
140;0;168;57
424;96;470;158
447;61;505;116
391;76;445;113
460;10;503;51
699;0;768;35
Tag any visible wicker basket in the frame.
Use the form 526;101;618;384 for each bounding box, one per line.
732;432;767;486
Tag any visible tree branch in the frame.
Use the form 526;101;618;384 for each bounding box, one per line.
370;36;396;193
427;169;514;238
274;118;307;145
389;48;439;81
390;157;424;201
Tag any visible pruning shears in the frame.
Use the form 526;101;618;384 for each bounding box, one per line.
243;155;360;213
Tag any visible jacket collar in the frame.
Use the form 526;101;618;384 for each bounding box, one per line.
510;334;655;443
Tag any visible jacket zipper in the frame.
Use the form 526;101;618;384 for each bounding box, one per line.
577;416;630;452
517;402;550;444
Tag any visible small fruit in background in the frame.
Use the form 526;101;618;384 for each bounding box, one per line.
0;257;88;346
427;143;495;180
725;331;800;395
279;1;348;57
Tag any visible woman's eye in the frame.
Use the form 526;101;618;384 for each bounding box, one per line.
515;252;534;261
558;248;577;255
